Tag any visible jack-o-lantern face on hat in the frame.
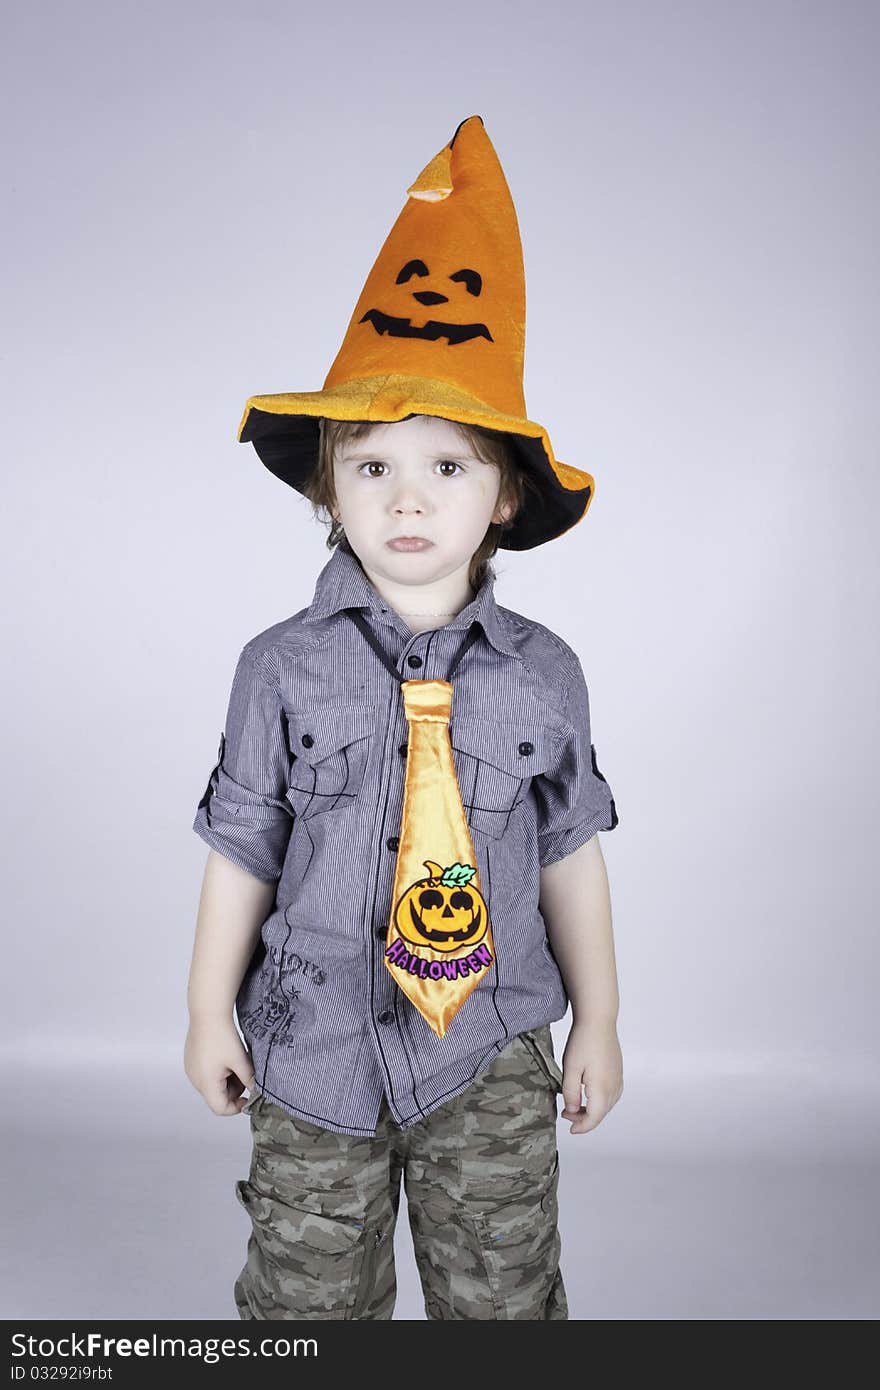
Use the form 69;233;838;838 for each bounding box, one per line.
360;258;493;346
321;118;530;422
394;859;489;954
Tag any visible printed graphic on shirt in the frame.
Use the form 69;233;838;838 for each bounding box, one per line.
239;958;317;1045
275;948;326;988
385;859;494;983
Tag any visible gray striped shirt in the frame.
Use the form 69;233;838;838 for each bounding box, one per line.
192;541;618;1135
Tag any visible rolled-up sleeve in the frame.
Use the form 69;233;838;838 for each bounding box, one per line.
533;656;619;868
192;643;294;883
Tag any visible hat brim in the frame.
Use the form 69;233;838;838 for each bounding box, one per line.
237;374;594;551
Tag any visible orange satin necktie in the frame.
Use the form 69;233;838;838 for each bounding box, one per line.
345;611;495;1039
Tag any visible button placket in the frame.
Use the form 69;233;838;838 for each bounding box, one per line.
373;681;411;1021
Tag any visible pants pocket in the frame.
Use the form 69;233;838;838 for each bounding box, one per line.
471;1152;565;1320
519;1025;564;1092
455;1033;560;1196
350;1221;396;1320
411;1153;566;1320
233;1178;367;1320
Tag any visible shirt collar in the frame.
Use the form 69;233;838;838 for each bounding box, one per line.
300;542;522;662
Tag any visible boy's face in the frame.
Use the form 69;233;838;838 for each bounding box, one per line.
330;415;514;591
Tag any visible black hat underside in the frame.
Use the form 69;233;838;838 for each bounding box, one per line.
239;408;591;551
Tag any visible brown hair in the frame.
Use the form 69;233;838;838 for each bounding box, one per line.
300;415;529;593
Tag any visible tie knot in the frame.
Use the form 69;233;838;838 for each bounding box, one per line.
400;679;454;722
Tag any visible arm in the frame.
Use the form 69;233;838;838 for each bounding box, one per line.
185;642;294;1115
531;649;622;1134
180;850;271;1112
184;850;275;1114
539;831;618;1027
540;832;623;1135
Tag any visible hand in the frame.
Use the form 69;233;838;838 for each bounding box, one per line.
184;1015;256;1116
560;1018;624;1134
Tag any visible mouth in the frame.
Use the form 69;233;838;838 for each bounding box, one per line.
387;536;433;550
359;308;493;346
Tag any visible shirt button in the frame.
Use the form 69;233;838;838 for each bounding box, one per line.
301;733;314;748
518;740;534;755
399;742;408;756
407;654;423;668
378;1009;395;1025
386;835;400;851
375;922;389;938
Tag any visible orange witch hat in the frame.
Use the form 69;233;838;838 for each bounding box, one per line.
237;114;597;549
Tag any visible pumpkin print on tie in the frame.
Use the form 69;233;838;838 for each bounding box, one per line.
382;679;495;1039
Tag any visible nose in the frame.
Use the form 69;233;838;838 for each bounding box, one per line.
393;498;426;516
392;489;427;518
389;472;431;516
413;291;448;305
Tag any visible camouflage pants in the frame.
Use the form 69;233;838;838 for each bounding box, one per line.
233;1025;568;1320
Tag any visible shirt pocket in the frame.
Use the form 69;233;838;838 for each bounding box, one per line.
448;716;560;840
285;704;377;822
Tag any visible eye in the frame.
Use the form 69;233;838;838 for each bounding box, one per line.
355;460;465;478
449;268;482;297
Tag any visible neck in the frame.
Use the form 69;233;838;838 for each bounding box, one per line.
357;557;478;628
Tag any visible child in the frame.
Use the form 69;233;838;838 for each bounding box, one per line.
185;115;623;1320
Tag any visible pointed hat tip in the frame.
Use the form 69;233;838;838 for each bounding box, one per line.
406;115;486;202
451;114;485;145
